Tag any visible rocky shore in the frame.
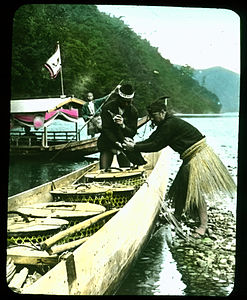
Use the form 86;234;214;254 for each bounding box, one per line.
163;152;237;296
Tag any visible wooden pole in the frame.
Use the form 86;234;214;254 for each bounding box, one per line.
40;208;120;251
49;80;123;161
57;41;65;97
49;237;90;254
60;64;65;97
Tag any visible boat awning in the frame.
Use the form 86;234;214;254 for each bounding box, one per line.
10;97;85;114
10;97;85;129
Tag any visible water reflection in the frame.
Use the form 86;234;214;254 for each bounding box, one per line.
116;226;185;295
8;158;90;197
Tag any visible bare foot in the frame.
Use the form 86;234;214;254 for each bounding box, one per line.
192;226;207;238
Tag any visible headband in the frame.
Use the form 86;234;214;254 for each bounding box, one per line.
118;86;135;99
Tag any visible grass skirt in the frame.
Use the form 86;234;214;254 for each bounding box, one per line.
168;138;237;215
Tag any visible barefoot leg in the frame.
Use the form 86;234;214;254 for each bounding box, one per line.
194;199;208;236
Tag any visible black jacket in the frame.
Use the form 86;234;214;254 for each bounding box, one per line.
134;113;204;155
97;99;138;151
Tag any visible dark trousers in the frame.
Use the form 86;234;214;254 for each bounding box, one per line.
99;151;130;170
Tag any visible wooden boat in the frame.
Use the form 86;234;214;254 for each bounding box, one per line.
10;97;86;160
7;148;170;295
10;96;149;160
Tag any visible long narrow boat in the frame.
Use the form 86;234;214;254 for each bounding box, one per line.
7;148;170;295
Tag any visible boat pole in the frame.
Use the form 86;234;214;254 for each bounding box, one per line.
40;208;120;251
76;79;123;136
49;80;123;161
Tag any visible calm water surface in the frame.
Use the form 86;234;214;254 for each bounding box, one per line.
8;115;239;296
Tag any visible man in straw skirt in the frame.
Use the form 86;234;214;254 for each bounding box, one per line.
123;99;236;238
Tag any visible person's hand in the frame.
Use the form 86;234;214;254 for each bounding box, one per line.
122;137;135;151
112;84;121;94
115;142;123;150
113;115;125;127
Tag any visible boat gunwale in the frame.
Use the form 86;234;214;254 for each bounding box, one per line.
8;162;98;211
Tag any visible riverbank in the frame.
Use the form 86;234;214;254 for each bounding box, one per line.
164;147;236;296
158;116;238;296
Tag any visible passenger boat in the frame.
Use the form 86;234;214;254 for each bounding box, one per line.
10;97;85;160
10;97;148;160
7;148;170;295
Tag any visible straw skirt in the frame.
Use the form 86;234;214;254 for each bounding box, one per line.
168;138;237;215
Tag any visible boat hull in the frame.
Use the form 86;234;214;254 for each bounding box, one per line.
8;148;170;295
9;138;98;161
19;149;169;295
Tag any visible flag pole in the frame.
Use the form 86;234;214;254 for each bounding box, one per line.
57;41;65;98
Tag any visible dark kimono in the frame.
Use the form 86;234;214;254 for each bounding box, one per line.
134;113;236;216
97;99;146;166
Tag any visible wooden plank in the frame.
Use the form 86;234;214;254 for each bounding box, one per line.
51;184;134;195
6;258;16;283
7;247;59;266
48;138;98;151
16;202;106;219
84;169;143;179
65;253;77;294
8;267;29;290
8;217;68;234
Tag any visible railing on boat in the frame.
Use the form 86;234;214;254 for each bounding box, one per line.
10;130;79;147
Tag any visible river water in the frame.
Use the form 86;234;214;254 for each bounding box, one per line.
8;114;239;296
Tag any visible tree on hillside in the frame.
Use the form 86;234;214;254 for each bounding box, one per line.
10;4;221;114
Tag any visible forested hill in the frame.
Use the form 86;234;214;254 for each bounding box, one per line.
193;67;240;113
11;4;221;115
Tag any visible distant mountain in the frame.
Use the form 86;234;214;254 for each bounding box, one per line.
193;67;240;113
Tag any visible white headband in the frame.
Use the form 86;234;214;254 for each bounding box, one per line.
118;86;135;99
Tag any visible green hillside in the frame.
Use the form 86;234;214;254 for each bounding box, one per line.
11;4;221;115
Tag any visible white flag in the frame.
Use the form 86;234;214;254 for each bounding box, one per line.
45;44;61;79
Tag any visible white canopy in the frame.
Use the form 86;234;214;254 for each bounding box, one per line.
10;97;85;114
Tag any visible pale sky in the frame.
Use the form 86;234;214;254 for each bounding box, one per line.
97;5;240;74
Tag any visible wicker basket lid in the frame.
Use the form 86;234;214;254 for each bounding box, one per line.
51;183;135;195
84;169;143;180
15;202;106;219
7;216;68;236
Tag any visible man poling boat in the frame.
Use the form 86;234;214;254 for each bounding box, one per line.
123;98;237;238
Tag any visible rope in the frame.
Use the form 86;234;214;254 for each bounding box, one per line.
159;198;194;242
137;120;148;140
